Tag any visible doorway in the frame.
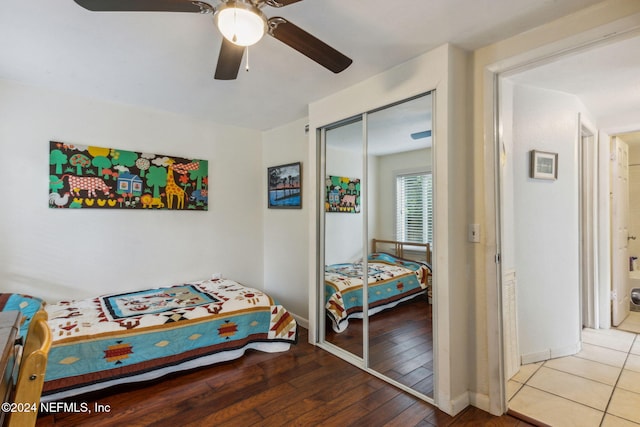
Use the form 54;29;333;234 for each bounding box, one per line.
497;75;583;368
491;31;640;421
612;131;640;333
611;135;631;327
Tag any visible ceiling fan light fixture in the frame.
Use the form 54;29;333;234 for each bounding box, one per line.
215;2;267;47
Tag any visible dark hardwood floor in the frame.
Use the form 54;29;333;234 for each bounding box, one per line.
36;327;532;427
326;294;434;397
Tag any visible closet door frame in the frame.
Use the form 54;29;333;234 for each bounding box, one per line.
314;93;437;405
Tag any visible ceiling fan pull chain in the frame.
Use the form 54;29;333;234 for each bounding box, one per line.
232;7;238;43
245;47;250;72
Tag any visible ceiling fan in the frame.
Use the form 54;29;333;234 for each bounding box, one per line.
72;0;353;80
410;130;432;140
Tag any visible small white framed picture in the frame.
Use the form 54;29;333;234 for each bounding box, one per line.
530;150;558;180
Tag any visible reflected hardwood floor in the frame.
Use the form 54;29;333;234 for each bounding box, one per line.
326;294;434;396
36;327;530;427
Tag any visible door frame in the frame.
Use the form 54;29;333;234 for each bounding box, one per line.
307;44;462;415
476;14;640;416
579;118;599;329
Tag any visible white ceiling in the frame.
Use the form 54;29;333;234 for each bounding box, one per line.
0;0;606;131
326;92;433;156
507;34;640;135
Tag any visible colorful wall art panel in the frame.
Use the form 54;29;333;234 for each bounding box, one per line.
49;141;208;210
325;175;360;213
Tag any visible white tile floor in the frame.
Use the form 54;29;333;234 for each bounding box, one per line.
619;312;640;335
508;312;640;426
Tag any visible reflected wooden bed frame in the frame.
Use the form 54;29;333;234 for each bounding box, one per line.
371;239;432;265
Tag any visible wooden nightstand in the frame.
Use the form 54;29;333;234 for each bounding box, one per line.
0;311;21;425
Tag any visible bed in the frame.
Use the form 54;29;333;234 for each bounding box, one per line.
325;240;432;333
1;277;297;401
0;293;44;338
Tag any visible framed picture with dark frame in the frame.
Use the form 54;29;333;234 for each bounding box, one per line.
268;162;302;209
530;150;558;180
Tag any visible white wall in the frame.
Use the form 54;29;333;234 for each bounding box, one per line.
510;84;582;362
262;118;309;324
324;144;364;265
0;80;264;302
375;148;432;241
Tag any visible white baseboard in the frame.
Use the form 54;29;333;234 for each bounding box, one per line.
550;341;581;359
521;340;581;365
521;349;550;365
441;391;470;416
290;312;308;330
469;392;491;413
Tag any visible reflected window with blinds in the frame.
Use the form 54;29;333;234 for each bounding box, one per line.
396;171;433;244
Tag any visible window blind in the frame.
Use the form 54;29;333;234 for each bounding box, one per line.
396;172;433;244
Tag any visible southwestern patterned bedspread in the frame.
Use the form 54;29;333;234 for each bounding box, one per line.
325;253;431;333
0;292;44;337
1;278;297;401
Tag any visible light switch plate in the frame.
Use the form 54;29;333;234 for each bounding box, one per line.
469;223;480;243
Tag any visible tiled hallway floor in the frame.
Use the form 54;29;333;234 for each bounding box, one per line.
508;316;640;426
618;312;640;334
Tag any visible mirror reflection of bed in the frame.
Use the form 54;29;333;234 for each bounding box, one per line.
325;239;433;396
321;91;434;399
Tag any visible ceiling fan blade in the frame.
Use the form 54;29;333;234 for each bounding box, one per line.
268;17;352;74
73;0;212;13
411;130;432;140
214;38;246;80
265;0;304;7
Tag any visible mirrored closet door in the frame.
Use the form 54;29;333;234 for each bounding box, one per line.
319;92;434;399
323;116;365;358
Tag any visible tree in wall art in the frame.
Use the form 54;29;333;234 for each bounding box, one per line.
325;175;360;213
48;141;209;210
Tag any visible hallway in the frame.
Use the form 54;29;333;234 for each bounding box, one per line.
508;316;640;426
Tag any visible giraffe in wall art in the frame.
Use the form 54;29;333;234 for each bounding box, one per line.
165;161;200;209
